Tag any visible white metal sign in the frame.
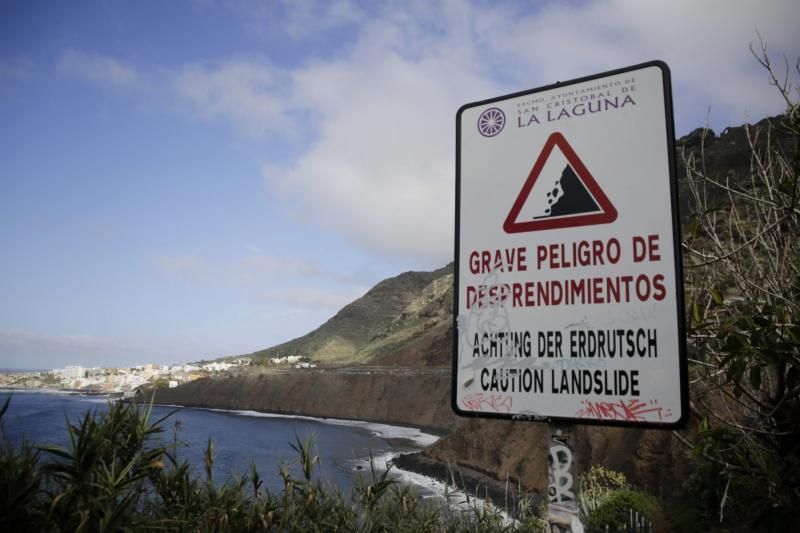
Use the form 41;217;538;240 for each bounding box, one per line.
453;62;688;428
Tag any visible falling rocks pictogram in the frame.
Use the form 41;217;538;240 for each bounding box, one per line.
541;165;601;218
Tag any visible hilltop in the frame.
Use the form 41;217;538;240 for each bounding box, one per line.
246;265;453;365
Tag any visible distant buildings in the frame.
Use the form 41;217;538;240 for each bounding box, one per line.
202;362;233;372
269;355;316;369
270;355;303;365
55;366;85;380
2;358;253;393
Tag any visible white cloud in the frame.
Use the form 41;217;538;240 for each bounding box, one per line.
261;0;797;265
61;2;798;266
279;0;364;40
263;4;500;266
172;60;295;137
471;0;799;132
57;49;140;87
230;0;364;42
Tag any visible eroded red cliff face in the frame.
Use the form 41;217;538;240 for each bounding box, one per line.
154;370;457;432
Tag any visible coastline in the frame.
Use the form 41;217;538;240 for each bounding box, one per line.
393;451;538;518
1;387;121;397
1;387;81;395
152;399;449;438
151;400;443;484
6;390;443;489
8;388;523;522
195;406;441;448
154;399;518;522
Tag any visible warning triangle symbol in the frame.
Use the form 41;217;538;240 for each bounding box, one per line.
503;132;617;233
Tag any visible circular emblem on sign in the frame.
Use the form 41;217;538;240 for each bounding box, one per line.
477;107;506;137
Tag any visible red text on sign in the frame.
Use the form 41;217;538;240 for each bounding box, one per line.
469;247;528;274
535;238;621;270
632;234;661;262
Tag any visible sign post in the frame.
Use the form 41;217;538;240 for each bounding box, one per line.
548;423;581;532
454;61;688;530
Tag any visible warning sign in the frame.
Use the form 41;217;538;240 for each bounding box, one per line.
453;61;688;428
504;132;617;233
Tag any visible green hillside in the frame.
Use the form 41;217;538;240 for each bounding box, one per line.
247;265;452;364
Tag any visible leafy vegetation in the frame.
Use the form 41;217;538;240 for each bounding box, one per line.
0;394;553;532
578;466;663;533
585;490;658;533
678;39;800;530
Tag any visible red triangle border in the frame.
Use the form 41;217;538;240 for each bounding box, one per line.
503;132;618;233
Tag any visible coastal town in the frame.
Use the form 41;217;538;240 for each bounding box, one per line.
0;356;318;396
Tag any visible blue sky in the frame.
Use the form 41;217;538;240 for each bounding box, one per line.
1;0;797;369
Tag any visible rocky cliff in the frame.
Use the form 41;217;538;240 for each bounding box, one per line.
413;418;688;501
155;368;457;432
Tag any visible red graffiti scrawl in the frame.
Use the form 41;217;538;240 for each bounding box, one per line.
575;398;671;422
462;393;513;413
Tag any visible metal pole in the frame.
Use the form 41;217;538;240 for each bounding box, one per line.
547;423;583;533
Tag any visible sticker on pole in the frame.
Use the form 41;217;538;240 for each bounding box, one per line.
453;61;688;428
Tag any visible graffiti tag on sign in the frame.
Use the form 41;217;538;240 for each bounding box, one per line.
462;393;512;413
575;398;671;421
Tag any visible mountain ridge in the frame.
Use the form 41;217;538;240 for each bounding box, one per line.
246;264;452;364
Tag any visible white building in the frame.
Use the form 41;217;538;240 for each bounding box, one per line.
62;366;85;380
202;362;232;372
271;355;303;365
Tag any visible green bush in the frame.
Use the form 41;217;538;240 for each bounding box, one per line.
578;466;663;533
585;489;658;533
0;397;48;531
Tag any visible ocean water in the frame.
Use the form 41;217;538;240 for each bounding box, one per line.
0;391;437;495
